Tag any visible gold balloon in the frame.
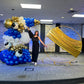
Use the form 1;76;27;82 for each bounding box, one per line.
11;16;19;22
21;27;25;30
15;49;18;51
25;46;28;49
10;48;14;51
18;28;23;33
34;19;40;26
10;44;28;51
19;23;24;27
34;19;37;23
4;19;13;28
17;23;25;33
19;48;21;50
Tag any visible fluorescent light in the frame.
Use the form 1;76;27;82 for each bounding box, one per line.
40;19;53;24
20;4;41;9
70;8;74;10
61;17;64;18
0;14;3;16
40;19;53;22
72;14;84;17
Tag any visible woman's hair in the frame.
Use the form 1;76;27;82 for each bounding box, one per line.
34;31;39;36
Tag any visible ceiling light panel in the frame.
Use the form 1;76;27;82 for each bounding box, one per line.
72;14;84;17
20;4;41;9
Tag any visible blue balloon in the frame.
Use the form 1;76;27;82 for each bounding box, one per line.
4;58;8;61
27;59;31;62
24;59;27;62
4;28;21;39
10;61;14;65
13;56;18;60
8;56;12;59
0;49;31;65
6;60;10;65
15;61;18;65
24;18;34;27
19;57;23;61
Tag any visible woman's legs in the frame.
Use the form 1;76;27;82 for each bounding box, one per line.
32;44;39;66
32;50;38;62
32;51;34;62
32;46;39;65
34;52;39;66
34;52;39;62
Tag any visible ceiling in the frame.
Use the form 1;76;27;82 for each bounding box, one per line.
0;0;84;24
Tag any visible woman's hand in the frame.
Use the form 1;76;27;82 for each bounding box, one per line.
27;27;30;30
44;44;47;47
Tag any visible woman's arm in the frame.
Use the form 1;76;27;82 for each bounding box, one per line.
27;27;30;31
38;36;47;47
25;27;34;38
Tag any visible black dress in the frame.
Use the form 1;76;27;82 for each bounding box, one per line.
32;37;39;62
25;29;39;62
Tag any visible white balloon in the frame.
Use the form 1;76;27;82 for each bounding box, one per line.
15;51;22;57
20;32;30;44
19;16;24;20
8;36;14;42
4;42;12;49
3;35;6;39
15;38;20;42
13;42;18;46
13;22;18;29
9;36;13;40
3;35;9;41
4;41;7;44
18;16;27;29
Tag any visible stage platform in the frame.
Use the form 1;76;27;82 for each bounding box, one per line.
0;53;84;81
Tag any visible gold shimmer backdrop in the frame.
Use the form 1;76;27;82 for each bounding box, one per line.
60;24;82;52
46;27;82;57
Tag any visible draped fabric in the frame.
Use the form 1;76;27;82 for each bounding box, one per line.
47;27;82;57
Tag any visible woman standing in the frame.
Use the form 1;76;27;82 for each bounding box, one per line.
27;27;47;66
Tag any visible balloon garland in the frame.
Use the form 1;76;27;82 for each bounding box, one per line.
0;16;40;65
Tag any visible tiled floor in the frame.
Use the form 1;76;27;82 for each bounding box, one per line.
0;53;84;81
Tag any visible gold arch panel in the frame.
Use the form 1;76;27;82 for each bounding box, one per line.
46;27;82;57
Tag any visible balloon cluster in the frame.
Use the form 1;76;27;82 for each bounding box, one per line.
0;49;31;65
24;18;40;27
4;28;21;39
0;16;40;66
24;18;34;27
